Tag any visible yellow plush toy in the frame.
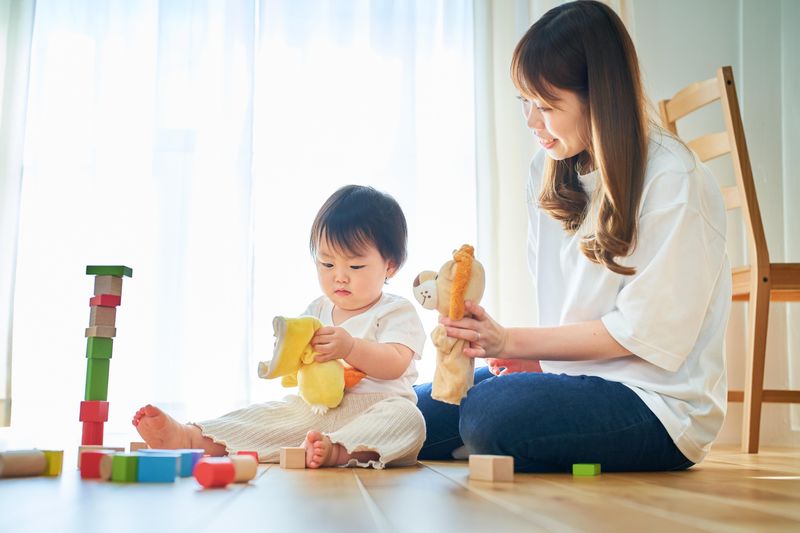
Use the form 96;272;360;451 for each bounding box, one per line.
413;244;485;405
257;316;366;414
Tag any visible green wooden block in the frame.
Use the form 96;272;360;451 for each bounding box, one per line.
112;453;139;482
86;265;133;278
86;337;113;359
85;358;110;401
572;463;601;476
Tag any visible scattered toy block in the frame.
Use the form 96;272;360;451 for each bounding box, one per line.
99;453;115;480
137;453;179;482
112;453;139;482
93;275;123;297
572;463;601;477
86;336;113;359
80;451;113;479
194;457;235;488
236;450;259;462
468;454;514;482
279;447;306;469
0;450;47;478
79;400;109;422
85;358;110;401
129;441;148;452
90;294;121;308
89;306;117;328
177;449;205;477
77;445;124;468
82;421;105;445
86;265;133;278
230;455;257;483
85;326;117;338
42;450;64;476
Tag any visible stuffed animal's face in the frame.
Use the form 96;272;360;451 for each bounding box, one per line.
413;245;485;318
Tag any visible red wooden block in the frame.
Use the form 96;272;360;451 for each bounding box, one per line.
80;451;110;479
82;421;105;445
79;401;109;422
194;458;235;488
89;294;121;308
236;450;259;462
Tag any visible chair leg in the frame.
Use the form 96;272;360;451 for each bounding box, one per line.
741;283;770;453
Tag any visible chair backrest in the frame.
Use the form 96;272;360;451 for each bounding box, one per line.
657;66;770;281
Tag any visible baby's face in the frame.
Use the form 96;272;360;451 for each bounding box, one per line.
315;237;395;314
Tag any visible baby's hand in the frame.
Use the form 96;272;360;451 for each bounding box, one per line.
311;326;356;363
487;358;542;376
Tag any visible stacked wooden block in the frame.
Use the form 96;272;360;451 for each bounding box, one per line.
81;265;132;446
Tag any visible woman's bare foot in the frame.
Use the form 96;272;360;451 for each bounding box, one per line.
302;430;379;468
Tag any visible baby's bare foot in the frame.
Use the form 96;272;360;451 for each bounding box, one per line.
131;404;192;450
302;431;347;468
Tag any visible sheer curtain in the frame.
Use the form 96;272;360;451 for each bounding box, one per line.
10;0;476;443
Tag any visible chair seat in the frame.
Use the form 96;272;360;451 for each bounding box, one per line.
731;263;800;301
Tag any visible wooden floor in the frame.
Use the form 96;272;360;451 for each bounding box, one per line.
1;446;799;532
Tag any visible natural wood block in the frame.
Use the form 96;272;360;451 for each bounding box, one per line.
0;450;47;478
86;337;113;359
99;453;115;480
77;445;124;469
79;400;109;422
82;421;105;445
468;454;514;482
94;275;123;297
129;441;148;452
230;455;257;482
111;453;138;482
90;294;121;307
85;326;116;338
42;450;64;476
194;457;235;488
89;306;117;327
572;463;601;476
86;265;133;278
279;447;306;469
80;451;115;479
85;358;110;401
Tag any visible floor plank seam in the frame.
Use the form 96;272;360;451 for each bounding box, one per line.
352;471;395;533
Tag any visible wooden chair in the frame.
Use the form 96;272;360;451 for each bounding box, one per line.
658;66;800;453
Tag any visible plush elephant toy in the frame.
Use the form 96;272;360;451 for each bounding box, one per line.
413;245;485;405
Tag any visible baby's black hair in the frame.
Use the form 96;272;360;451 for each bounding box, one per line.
309;185;408;269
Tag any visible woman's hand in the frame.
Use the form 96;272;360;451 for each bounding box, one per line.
311;326;356;362
487;358;542;376
438;300;507;358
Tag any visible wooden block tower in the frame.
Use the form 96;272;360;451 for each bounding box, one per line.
81;265;132;446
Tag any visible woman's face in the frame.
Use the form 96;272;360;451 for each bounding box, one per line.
520;87;590;161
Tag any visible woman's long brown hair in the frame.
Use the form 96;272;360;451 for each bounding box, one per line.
511;0;649;275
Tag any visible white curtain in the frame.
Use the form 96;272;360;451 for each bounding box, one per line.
10;0;476;442
0;0;35;428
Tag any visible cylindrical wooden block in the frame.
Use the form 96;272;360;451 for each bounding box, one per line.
80;451;109;479
230;455;257;483
99;453;115;480
0;450;47;478
236;450;259;462
194;458;235;488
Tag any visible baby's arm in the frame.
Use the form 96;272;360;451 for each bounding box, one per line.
311;326;414;380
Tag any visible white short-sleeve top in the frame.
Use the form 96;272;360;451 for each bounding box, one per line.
302;292;426;402
529;132;731;463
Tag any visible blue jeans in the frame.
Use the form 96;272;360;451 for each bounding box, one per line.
414;367;694;472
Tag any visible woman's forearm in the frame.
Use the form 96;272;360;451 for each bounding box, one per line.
504;320;632;361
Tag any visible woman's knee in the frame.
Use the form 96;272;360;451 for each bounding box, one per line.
458;377;510;454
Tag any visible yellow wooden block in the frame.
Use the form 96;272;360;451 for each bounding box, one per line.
468;454;514;482
94;275;123;296
42;450;64;476
279;447;306;469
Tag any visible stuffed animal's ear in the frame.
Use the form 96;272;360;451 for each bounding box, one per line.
413;271;439;310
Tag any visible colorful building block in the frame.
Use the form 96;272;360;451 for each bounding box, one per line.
129;441;148;452
82;421;105;445
137;453;179;482
468;454;514;482
86;337;113;359
85;326;116;338
85;358;110;401
572;463;601;476
194;458;235;488
99;453;115;480
236;450;259;462
79;400;109;422
0;450;47;478
42;450;64;476
90;294;121;307
77;445;124;468
80;451;112;479
94;275;123;297
230;455;257;483
177;449;205;477
89;306;117;327
86;265;133;278
112;453;139;482
279;447;306;469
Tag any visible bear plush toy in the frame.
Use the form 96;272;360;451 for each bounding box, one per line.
413;244;485;405
257;316;366;414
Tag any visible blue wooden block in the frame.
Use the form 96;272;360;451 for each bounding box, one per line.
137;453;179;482
176;449;205;477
